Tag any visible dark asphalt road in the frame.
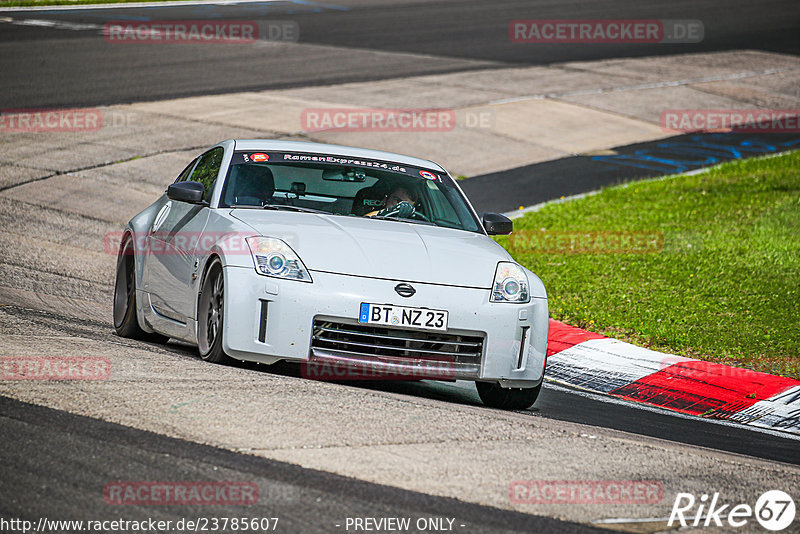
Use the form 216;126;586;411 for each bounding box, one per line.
218;349;800;466
0;0;798;107
3;304;799;471
0;395;601;534
462;131;800;213
375;380;800;466
2;0;799;529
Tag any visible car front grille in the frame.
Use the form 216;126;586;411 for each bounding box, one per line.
310;319;484;379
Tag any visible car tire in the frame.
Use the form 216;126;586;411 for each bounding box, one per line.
197;259;231;364
476;381;542;410
113;236;169;343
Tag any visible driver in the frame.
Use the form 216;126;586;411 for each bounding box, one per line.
365;186;419;218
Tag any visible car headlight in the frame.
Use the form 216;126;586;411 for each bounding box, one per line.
245;237;312;282
490;262;529;303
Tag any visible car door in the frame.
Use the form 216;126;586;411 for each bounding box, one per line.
147;147;223;324
140;156;197;303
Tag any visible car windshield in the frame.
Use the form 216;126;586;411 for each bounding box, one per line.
219;151;481;232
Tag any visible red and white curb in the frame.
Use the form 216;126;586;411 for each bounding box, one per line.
546;320;800;436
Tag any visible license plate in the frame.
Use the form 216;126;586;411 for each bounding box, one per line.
359;303;448;331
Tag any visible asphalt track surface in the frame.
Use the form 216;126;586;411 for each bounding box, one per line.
0;298;799;531
0;396;601;533
2;0;800;530
0;0;799;107
370;380;800;466
463;131;800;213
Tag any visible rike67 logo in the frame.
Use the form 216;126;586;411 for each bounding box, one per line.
669;490;796;531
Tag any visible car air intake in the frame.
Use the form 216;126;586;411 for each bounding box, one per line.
310;318;484;379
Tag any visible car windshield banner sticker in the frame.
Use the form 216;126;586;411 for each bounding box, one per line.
231;151;450;185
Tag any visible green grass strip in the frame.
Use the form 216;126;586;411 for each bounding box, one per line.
495;151;800;378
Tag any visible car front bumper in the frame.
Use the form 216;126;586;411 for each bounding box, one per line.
222;265;548;385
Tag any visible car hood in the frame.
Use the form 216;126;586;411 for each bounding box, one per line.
230;210;511;288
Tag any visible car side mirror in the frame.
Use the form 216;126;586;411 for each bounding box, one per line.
167;181;205;204
482;212;513;235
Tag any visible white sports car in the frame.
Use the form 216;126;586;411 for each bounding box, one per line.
114;140;548;409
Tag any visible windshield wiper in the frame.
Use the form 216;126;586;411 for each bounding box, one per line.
262;204;329;214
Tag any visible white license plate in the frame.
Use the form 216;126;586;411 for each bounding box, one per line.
358;303;448;331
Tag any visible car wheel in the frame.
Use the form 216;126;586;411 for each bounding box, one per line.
113;236;169;343
197;259;230;364
476;381;542;410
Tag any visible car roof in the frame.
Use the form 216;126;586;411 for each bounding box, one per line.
231;139;446;173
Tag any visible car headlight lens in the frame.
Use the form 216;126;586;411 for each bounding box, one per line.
268;254;285;272
490;262;529;303
246;237;312;282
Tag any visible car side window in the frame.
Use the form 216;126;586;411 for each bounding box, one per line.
190;147;224;203
174;158;199;184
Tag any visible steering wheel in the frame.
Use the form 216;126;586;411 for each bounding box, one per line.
378;201;429;221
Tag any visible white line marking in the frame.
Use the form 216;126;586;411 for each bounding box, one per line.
503;150;797;219
545;338;693;393
9;17;101;29
0;0;285;11
594;513;737;525
728;386;800;434
503;191;598;219
592;517;672;524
